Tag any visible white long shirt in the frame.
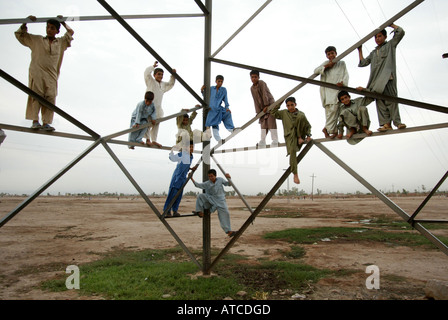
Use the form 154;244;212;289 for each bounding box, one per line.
314;60;349;107
143;65;175;118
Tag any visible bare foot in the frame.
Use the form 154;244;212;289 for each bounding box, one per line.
363;126;373;136
152;141;162;148
322;128;329;138
346;127;356;139
145;140;152;146
329;133;337;139
293;174;300;184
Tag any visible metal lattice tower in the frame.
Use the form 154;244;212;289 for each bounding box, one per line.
1;0;447;276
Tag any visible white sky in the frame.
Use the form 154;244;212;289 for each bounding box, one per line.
0;0;447;197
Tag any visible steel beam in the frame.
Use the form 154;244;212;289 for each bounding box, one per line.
194;0;209;15
97;0;206;106
201;0;213;276
314;141;448;256
211;0;272;58
102;105;203;141
408;170;448;223
213;122;448;154
0;139;102;227
207;141;315;273
0;14;205;25
211;58;448;115
0;69;100;139
161;157;203;219
100;140;202;269
205;0;429;155
210;154;254;215
0;123;95;142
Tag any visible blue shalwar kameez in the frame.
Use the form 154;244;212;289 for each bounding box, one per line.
163;152;193;214
205;86;234;141
129;100;156;144
194;177;232;233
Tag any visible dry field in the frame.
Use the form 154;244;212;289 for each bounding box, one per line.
0;195;447;300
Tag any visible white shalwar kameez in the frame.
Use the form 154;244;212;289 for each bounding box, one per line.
143;65;175;142
314;60;349;134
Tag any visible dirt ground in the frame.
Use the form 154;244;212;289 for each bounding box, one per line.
0;195;447;300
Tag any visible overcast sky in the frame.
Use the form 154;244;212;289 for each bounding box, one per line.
0;0;447;198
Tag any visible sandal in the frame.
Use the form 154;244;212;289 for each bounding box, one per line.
42;124;55;132
31;122;42;129
227;231;237;237
377;124;392;132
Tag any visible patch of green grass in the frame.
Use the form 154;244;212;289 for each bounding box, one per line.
366;216;448;231
217;260;330;293
264;226;448;248
41;247;332;300
285;246;306;259
256;207;305;218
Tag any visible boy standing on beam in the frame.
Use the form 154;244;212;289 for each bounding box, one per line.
143;61;176;147
358;24;406;132
314;46;349;139
201;75;235;141
163;141;197;218
15;15;74;131
249;70;278;147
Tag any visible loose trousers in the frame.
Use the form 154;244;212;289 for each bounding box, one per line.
195;193;231;233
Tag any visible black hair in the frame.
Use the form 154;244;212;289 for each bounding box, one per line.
325;46;337;54
250;70;260;76
378;29;387;37
145;91;155;101
154;68;164;75
46;19;61;31
208;169;217;176
337;90;350;102
216;75;224;81
285;97;296;104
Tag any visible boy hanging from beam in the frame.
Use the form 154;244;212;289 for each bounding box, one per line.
271;97;312;184
191;169;237;237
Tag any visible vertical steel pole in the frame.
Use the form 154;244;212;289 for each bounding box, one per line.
202;0;212;275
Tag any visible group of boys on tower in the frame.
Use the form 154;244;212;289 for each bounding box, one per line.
14;15;406;236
